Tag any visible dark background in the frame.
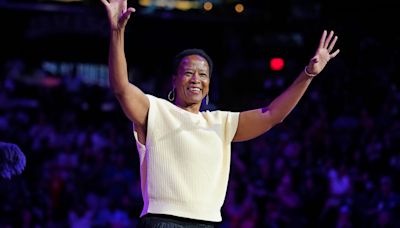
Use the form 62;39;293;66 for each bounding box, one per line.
1;0;400;227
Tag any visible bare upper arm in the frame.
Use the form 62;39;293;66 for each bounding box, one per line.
114;83;149;144
232;108;279;142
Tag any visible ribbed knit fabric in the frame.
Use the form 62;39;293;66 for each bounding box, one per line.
133;95;239;222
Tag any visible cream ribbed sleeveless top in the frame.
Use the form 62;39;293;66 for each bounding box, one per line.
133;95;239;222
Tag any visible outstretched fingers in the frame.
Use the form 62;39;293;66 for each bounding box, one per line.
318;30;327;49
323;31;334;49
330;49;340;58
319;30;340;59
327;35;338;52
325;31;340;58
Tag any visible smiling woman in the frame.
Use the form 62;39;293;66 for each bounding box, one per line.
100;0;340;227
168;49;212;112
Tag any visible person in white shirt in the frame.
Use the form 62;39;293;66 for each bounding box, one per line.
99;0;340;227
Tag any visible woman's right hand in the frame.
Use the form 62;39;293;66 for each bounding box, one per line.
100;0;136;31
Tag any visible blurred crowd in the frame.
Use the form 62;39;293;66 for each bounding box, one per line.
1;33;400;228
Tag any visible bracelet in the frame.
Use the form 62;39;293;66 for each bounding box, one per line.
304;66;317;77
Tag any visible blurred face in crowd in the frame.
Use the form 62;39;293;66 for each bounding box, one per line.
173;55;210;110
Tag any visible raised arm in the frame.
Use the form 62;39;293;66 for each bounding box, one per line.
100;0;149;144
233;30;340;142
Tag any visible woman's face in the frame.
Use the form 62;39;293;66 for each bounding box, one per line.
173;54;210;108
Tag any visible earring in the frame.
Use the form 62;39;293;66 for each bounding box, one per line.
168;88;175;101
206;94;209;105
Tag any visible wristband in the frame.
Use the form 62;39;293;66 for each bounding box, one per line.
304;66;317;77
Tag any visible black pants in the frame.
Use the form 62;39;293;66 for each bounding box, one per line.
137;214;217;228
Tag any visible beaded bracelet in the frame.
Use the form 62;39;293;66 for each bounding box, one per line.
304;66;318;77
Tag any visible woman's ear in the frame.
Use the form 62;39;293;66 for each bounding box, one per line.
172;75;177;85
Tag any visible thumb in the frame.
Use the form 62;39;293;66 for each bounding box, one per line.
121;7;135;21
310;56;318;64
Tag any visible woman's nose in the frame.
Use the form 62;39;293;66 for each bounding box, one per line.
190;73;200;83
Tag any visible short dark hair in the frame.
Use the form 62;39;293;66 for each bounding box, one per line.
172;48;213;77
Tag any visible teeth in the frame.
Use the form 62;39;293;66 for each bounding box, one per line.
189;88;201;91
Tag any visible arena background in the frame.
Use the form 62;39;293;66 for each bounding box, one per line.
1;0;399;227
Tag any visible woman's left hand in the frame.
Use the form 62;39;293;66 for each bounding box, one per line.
307;30;340;75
